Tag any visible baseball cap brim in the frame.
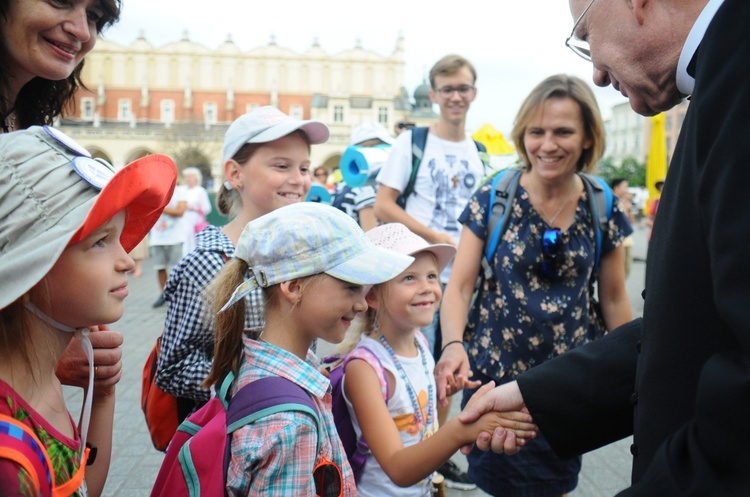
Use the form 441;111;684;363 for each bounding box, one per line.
325;245;413;285
223;118;330;163
248;120;329;146
68;154;178;252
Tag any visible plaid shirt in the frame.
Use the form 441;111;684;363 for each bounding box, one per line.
156;226;264;402
226;338;356;496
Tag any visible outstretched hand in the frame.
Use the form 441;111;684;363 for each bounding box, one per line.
435;344;480;406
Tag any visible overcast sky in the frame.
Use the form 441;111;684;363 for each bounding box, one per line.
103;0;629;135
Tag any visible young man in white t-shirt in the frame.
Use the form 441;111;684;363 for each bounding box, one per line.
374;54;483;491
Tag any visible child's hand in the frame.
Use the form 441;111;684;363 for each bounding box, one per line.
443;371;482;398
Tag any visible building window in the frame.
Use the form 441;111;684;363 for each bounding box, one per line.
333;105;344;123
81;98;95;121
246;103;259;114
204;102;218;124
117;99;132;121
378;106;388;124
290;105;303;120
161;99;175;124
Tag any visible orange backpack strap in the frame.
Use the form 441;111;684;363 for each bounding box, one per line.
51;446;89;497
0;413;54;497
0;414;90;497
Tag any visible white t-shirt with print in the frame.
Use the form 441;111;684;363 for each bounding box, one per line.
377;130;484;281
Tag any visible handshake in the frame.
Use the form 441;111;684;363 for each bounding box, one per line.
436;354;534;456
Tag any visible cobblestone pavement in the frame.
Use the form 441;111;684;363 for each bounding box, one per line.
64;225;648;496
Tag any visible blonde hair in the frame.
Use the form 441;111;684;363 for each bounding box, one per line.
511;74;605;174
0;301;35;377
1;285;59;386
203;263;326;387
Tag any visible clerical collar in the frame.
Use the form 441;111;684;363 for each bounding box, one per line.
676;0;725;96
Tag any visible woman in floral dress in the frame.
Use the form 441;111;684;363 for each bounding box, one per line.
437;74;633;497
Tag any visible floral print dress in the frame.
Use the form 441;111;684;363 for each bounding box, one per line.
459;177;633;384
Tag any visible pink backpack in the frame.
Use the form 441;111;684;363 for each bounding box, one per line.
150;374;319;497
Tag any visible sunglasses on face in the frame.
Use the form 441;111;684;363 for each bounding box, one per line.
539;228;564;279
313;457;343;497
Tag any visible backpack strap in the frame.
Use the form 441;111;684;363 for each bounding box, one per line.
0;414;54;497
225;374;320;447
480;169;614;281
472;139;490;174
405;128;488;205
482;168;523;280
345;346;389;401
403;126;429;203
0;414;88;497
220;374;322;493
578;173;614;276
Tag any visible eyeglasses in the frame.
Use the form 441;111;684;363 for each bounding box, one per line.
397;121;416;130
434;85;476;98
313;457;343;497
539;228;564;279
565;0;598;61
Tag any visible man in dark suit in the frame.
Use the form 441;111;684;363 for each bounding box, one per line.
450;0;750;494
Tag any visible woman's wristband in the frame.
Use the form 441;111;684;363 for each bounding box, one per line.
441;340;464;354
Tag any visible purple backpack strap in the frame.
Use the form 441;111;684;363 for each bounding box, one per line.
227;376;318;424
222;376;320;486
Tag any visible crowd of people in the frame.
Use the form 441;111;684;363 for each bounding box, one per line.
2;0;748;496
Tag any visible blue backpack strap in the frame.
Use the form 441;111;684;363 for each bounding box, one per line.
482;168;523;280
578;173;614;276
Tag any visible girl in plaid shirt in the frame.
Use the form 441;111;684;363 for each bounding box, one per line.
203;202;415;496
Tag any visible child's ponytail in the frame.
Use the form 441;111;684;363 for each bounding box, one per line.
204;258;249;387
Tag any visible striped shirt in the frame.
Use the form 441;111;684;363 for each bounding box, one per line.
157;226;264;403
226;338;356;496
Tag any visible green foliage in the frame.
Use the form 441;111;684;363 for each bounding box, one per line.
596;156;646;187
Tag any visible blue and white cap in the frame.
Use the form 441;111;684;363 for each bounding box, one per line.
220;203;414;312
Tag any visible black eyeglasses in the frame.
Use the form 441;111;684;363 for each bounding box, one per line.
565;0;598;61
313;457;343;497
540;228;564;279
397;121;416;130
434;85;476;98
